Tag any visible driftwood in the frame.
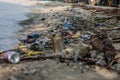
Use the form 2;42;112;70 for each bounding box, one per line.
112;40;120;43
100;27;120;31
112;36;120;40
112;36;120;43
0;49;16;54
80;4;120;15
21;54;96;63
95;15;120;21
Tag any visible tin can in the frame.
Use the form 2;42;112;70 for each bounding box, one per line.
3;51;20;64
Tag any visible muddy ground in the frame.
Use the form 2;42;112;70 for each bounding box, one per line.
1;1;120;80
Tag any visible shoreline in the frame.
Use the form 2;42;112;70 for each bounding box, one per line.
0;1;120;80
0;0;32;50
0;0;38;6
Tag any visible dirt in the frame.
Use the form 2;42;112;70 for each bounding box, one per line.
0;60;119;80
1;1;120;80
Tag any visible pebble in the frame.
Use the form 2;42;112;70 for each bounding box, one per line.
12;67;18;71
40;70;48;77
24;69;37;75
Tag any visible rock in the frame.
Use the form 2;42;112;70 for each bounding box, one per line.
40;18;45;21
112;63;120;71
77;65;84;73
72;66;78;71
11;67;18;71
9;76;17;80
40;70;48;77
24;69;37;75
85;65;90;69
115;53;120;63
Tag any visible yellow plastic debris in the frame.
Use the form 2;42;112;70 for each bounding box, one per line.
18;44;24;49
28;50;40;56
72;31;81;38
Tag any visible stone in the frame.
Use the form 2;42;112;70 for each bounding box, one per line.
9;76;17;80
40;70;48;77
11;67;18;71
24;69;37;75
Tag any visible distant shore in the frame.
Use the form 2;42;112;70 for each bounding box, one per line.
0;0;38;6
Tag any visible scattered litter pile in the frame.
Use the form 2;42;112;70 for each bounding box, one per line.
0;1;120;80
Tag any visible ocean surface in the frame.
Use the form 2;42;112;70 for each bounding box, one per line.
0;1;29;50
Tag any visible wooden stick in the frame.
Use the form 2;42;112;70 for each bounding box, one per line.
112;37;120;40
21;54;97;63
100;27;120;31
112;40;120;43
0;49;17;54
21;54;120;74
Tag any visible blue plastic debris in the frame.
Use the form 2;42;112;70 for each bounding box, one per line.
63;23;72;29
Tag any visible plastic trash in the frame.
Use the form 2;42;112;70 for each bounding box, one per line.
63;23;72;29
27;32;40;39
81;34;91;40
